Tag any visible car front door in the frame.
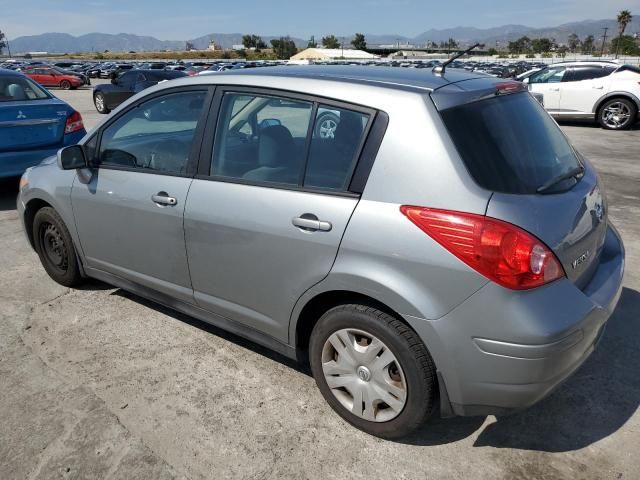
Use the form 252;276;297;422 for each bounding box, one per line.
109;71;137;108
72;87;211;303
528;66;566;111
184;90;376;341
558;66;614;114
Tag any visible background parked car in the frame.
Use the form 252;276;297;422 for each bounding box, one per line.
21;66;84;90
0;69;85;178
93;69;188;114
525;61;640;129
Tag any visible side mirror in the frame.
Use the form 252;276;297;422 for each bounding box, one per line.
259;118;282;130
522;77;530;84
57;145;87;170
111;77;118;85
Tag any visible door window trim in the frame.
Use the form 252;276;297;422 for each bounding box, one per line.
195;85;386;196
90;85;215;178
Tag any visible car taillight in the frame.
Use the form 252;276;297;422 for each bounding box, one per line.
400;206;565;290
64;111;84;134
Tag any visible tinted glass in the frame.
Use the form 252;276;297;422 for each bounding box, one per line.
440;92;581;194
565;66;612;82
98;91;206;174
305;106;369;190
530;67;566;83
0;75;50;101
212;93;312;185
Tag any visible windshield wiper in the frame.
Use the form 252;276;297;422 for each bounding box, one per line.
536;164;585;194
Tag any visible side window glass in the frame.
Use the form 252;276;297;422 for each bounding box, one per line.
305;107;369;190
211;93;312;185
98;91;206;174
531;67;565;84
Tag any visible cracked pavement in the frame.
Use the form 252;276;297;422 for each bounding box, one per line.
0;102;639;479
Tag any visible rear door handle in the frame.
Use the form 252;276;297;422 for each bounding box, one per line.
592;85;604;89
292;215;332;232
151;192;177;206
550;88;560;91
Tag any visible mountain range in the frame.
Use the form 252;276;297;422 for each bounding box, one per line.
7;18;640;54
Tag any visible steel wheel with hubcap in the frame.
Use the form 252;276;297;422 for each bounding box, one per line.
598;98;637;130
310;304;437;439
60;80;71;90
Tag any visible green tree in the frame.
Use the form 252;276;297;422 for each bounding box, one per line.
487;47;498;55
611;35;640;56
531;37;553;53
508;36;532;54
185;41;195;51
0;30;7;55
567;33;581;53
351;33;367;50
307;36;317;48
581;35;595;54
242;34;266;50
615;10;633;57
322;35;340;49
271;36;297;59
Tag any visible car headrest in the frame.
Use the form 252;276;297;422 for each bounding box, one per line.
258;125;295;167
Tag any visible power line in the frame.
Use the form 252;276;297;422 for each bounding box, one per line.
600;27;608;56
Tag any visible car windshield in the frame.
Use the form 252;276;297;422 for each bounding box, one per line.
0;75;50;102
439;92;581;194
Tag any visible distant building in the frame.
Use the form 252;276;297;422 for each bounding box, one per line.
290;48;379;61
232;44;245;50
208;40;218;51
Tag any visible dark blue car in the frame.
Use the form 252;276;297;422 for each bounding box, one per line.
0;69;86;178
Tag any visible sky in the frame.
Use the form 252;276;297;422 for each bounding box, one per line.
3;0;638;40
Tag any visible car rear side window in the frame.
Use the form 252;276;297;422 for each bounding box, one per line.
439;92;581;194
565;66;613;82
0;76;50;101
305;106;369;190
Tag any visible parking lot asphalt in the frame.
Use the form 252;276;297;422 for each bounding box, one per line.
0;85;639;480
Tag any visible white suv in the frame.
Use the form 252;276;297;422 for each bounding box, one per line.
526;61;640;130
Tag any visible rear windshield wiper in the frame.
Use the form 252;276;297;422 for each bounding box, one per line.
536;164;585;194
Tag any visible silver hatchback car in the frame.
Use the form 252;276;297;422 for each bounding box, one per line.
18;67;624;439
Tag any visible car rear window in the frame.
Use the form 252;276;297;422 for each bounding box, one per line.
0;75;50;102
439;92;581;194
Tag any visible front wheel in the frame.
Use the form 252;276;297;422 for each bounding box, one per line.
598;98;637;130
33;207;84;288
60;80;71;90
309;304;437;439
94;92;110;114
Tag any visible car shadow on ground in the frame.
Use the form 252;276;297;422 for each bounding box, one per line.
402;287;640;452
558;119;640;130
108;283;639;453
0;178;18;211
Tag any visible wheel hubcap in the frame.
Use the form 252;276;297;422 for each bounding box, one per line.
41;223;68;271
319;119;337;139
603;102;631;128
321;328;407;422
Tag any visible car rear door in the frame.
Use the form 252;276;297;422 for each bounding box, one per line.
183;88;379;342
72;87;212;303
558;66;615;114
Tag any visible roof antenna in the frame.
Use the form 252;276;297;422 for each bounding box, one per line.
433;43;481;76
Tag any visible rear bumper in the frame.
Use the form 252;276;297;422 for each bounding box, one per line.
0;130;85;178
408;224;625;417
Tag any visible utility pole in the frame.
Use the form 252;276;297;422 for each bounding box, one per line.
600;27;608;56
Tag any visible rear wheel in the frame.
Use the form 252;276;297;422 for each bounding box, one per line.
314;112;340;139
94;92;110;114
309;304;437;439
60;79;72;90
33;207;83;288
598;98;637;130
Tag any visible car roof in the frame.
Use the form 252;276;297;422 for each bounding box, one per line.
0;68;26;77
204;65;490;92
546;61;618;67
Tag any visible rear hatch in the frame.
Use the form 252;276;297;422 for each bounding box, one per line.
432;78;607;289
0;99;68;152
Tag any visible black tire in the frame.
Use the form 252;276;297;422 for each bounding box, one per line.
309;304;437;439
60;80;71;90
314;111;340;139
597;97;637;130
33;207;83;288
94;92;110;114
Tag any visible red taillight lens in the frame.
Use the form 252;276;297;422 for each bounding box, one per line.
400;206;565;290
64;111;84;134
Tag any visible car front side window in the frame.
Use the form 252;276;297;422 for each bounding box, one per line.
530;67;566;84
97;90;207;175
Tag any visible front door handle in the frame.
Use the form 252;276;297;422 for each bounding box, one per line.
151;192;177;206
550;87;560;91
292;215;332;232
592;85;604;90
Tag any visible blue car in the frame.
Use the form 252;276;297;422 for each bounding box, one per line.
0;69;86;178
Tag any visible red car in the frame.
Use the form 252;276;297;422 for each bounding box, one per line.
22;67;84;90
